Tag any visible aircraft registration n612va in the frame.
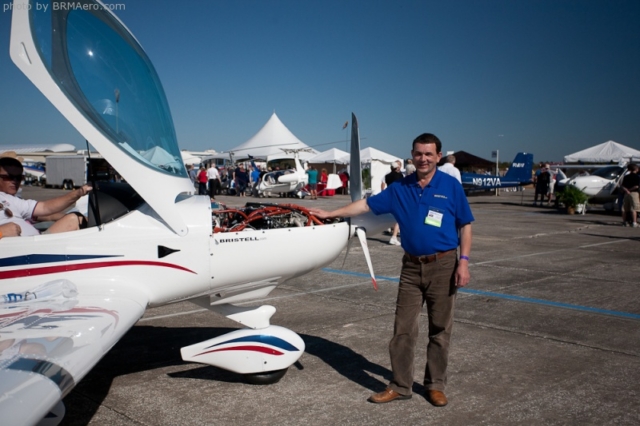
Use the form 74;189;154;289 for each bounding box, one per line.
461;152;534;193
0;2;392;425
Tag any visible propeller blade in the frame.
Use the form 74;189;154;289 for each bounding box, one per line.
355;227;378;291
340;226;355;270
349;112;363;202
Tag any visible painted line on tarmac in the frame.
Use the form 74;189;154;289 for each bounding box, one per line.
321;268;640;321
472;239;625;265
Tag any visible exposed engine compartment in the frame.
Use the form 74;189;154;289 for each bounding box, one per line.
212;202;332;233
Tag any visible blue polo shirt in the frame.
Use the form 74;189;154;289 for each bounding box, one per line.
367;170;474;256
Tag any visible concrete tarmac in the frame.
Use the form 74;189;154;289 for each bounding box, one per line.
22;187;640;425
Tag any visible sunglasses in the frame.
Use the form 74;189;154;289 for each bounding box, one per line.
0;203;13;218
0;174;24;182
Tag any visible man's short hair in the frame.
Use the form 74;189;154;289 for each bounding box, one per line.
0;157;23;171
445;155;456;164
412;133;442;153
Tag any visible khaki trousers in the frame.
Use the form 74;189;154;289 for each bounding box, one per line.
388;253;457;395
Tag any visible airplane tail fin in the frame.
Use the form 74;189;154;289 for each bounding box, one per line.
503;152;534;183
349;113;363;202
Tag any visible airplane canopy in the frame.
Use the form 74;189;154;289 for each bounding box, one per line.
564;141;640;163
230;112;318;160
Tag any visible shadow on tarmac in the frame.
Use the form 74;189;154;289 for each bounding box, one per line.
64;325;399;424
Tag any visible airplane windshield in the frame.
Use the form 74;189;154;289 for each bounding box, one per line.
30;1;186;177
591;166;623;179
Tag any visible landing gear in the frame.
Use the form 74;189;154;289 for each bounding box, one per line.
180;302;305;385
244;368;288;385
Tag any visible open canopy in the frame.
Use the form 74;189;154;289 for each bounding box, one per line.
564;141;640;163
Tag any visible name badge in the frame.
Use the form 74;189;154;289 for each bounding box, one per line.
425;208;443;227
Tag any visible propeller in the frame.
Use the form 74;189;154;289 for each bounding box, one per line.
345;112;387;290
356;228;378;290
349;113;363;203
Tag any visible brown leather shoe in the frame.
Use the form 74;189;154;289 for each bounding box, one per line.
427;390;448;407
368;388;412;403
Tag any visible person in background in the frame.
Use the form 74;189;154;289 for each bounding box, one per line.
619;163;639;227
320;168;328;186
306;165;319;200
206;163;220;200
197;166;208;196
545;164;555;205
405;159;416;175
308;133;473;408
338;170;349;195
250;165;261;197
382;160;404;245
234;164;249;197
533;164;550;207
437;155;461;183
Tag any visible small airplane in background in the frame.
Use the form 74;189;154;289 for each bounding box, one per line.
460;152;534;194
22;160;46;184
255;148;311;198
559;164;627;207
0;2;392;425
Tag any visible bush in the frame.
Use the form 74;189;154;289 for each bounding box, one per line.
556;185;589;208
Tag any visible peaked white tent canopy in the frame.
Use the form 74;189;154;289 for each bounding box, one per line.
230;112;318;160
564;140;640;163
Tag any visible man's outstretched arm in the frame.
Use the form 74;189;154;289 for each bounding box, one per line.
33;185;92;219
308;198;370;220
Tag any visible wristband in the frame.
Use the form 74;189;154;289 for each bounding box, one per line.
0;230;3;239
459;255;469;261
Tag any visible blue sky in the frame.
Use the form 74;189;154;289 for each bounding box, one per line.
1;0;639;163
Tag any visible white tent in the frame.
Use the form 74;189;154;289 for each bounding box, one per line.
337;147;402;164
338;147;402;195
180;151;201;166
307;147;350;175
564;140;640;163
230;112;318;160
308;148;349;164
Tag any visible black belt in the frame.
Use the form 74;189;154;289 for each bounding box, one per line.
404;249;456;264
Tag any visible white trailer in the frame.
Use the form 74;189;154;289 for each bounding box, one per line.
45;154;109;188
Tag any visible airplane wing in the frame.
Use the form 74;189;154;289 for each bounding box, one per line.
0;279;147;426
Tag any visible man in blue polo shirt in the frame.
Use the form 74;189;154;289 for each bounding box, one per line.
309;133;473;407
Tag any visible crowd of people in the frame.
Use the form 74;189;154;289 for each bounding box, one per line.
186;162;348;201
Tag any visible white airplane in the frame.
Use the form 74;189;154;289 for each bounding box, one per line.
0;2;392;425
22;160;46;184
255;148;311;198
560;164;626;205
